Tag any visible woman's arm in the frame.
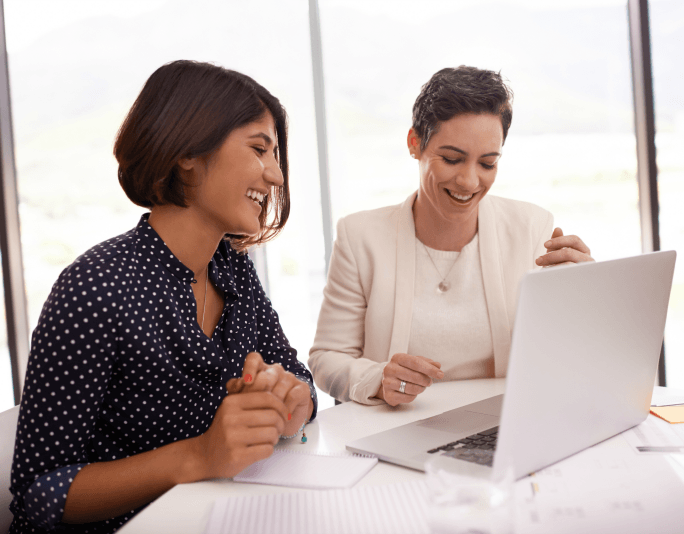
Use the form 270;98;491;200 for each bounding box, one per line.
62;391;287;524
308;218;388;404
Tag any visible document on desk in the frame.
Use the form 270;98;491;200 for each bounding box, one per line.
651;386;684;407
205;481;429;534
233;449;378;489
622;414;684;453
516;435;684;534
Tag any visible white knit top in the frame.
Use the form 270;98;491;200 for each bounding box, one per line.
407;234;495;381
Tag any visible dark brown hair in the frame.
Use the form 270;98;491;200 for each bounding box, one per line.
412;66;514;151
114;60;290;251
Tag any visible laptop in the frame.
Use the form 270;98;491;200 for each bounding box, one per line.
346;251;676;481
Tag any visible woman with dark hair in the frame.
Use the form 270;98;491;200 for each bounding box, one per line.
9;60;316;533
309;66;593;406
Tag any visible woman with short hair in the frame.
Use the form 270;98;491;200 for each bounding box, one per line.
10;60;316;533
309;66;592;407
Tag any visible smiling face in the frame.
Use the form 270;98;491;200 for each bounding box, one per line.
409;113;504;246
179;112;284;238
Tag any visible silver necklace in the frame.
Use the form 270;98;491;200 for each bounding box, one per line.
422;242;459;294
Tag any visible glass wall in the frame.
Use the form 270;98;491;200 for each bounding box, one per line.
319;0;641;263
4;0;332;409
650;0;684;387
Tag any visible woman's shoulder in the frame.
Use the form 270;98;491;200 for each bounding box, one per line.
337;198;408;237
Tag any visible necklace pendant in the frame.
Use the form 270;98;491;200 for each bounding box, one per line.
437;281;451;293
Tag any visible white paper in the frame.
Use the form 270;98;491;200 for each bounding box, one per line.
233;449;377;489
621;414;684;453
204;481;430;534
651;386;684;407
515;437;684;533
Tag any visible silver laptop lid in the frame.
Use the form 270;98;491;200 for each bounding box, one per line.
493;251;676;480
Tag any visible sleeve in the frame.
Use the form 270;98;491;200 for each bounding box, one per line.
10;261;119;531
532;210;555;270
246;257;318;422
308;217;387;405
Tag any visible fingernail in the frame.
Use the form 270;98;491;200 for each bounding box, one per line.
544;240;551;247
438;371;445;378
244;374;253;383
288;413;292;421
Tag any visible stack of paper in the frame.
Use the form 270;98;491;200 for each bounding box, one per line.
651;386;684;424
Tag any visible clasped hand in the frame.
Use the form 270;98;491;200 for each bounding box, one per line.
535;227;594;267
376;353;444;406
191;352;311;480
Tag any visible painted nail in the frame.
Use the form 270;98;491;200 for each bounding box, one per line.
244;374;253;383
288;413;292;421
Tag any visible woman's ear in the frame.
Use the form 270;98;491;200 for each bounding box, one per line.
407;129;421;159
178;157;196;171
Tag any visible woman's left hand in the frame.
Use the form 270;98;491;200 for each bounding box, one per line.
535;227;594;267
226;352;313;436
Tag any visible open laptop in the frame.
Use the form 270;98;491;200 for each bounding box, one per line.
346;251;676;481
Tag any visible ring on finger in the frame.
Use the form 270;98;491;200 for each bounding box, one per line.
399;380;407;394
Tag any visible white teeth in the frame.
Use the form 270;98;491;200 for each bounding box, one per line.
447;189;474;202
246;189;266;204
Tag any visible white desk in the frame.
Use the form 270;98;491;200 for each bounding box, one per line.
118;379;684;534
118;379;505;533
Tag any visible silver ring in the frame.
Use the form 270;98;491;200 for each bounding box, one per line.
399;380;407;394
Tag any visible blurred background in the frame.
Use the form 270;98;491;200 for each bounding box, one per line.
0;0;682;412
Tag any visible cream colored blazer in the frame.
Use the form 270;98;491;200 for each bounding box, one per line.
309;192;554;404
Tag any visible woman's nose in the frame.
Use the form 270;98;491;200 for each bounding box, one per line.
455;163;479;190
264;158;284;187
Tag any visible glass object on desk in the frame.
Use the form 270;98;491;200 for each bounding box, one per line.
425;459;514;534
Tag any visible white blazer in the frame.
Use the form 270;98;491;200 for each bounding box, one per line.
309;192;554;404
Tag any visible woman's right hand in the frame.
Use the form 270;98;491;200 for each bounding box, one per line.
375;353;444;406
190;390;288;480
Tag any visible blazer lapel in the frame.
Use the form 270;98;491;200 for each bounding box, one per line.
388;192;417;358
478;197;512;377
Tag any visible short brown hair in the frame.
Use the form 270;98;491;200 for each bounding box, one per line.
114;60;290;251
412;66;514;151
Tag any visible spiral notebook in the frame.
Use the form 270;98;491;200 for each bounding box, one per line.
233;449;378;489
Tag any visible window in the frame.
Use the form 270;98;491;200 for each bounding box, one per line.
5;0;332;409
651;0;684;387
319;0;641;263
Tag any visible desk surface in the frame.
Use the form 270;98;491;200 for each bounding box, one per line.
118;379;506;534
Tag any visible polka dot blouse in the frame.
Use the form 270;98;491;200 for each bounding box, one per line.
9;214;317;533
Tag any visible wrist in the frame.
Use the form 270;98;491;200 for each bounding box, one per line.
176;436;209;484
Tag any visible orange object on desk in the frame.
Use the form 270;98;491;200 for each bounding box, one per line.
650;405;684;424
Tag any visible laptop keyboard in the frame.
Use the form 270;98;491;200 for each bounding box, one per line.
427;426;499;467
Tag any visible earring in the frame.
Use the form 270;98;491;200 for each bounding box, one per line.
411;154;416;159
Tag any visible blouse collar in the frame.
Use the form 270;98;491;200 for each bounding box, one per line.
134;214;240;298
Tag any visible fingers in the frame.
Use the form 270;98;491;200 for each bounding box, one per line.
225;378;244;395
391;353;444;380
543;232;591;255
226;391;289;423
535;228;594;267
245;364;283;393
536;247;592;266
282;380;311;415
385;376;426;397
241;351;265;385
